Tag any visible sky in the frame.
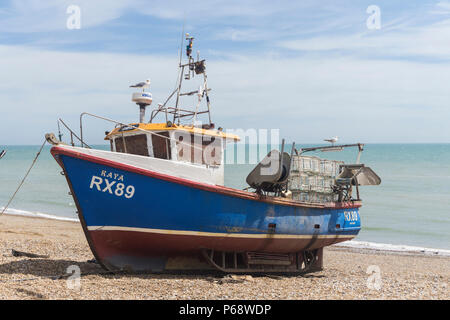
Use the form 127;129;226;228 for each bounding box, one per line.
1;0;450;144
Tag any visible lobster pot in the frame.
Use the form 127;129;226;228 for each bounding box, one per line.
322;160;332;176
322;193;337;202
299;156;320;173
291;157;300;172
298;192;307;202
320;160;344;177
318;193;328;203
323;177;334;193
335;163;341;176
315;176;325;193
307;175;317;192
311;157;320;173
292;192;301;201
287;155;345;203
301;157;312;172
291;191;309;202
288;172;301;190
300;173;309;189
309;192;321;203
292;191;338;203
289;173;310;191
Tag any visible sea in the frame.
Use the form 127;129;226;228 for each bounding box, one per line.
0;143;449;253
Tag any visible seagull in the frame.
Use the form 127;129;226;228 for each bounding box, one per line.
130;79;151;91
324;136;338;145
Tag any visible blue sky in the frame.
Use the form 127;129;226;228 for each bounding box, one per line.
1;0;450;144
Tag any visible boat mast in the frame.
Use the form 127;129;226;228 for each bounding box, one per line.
168;33;212;127
173;64;185;124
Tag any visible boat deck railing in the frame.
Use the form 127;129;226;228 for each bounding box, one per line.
57;118;91;149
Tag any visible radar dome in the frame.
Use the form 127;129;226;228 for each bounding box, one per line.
132;92;153;106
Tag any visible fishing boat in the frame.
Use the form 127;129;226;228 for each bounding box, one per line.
46;34;380;273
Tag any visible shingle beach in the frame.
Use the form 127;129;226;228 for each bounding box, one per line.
0;215;448;300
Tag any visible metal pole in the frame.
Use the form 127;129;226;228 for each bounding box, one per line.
203;72;212;126
80;112;85;148
121;132;127;153
286;142;295;191
57;120;63;141
356;143;364;164
174;65;185;124
299;143;365;154
58;118;89;148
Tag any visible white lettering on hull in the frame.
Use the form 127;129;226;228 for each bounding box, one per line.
89;171;135;199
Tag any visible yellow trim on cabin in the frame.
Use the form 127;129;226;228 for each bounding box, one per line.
104;123;240;141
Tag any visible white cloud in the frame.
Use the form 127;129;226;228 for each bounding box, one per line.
0;0;138;32
434;1;450;13
0;44;178;144
0;0;323;34
278;3;450;60
0;44;449;145
0;0;279;33
137;0;307;20
282;21;450;60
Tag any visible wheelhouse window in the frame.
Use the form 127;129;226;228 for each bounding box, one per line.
114;134;149;156
151;131;171;160
175;132;222;166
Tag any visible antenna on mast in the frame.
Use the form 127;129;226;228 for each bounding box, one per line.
168;32;212;127
184;33;195;80
179;21;184;66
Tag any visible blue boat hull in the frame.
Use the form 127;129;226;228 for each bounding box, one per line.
51;146;361;272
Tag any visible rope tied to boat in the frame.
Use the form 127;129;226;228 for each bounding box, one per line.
0;139;47;216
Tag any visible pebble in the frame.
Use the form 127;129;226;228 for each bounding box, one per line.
0;215;449;299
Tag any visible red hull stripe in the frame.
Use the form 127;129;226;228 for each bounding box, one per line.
89;229;355;256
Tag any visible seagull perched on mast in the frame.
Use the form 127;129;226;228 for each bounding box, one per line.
130;79;151;91
324;136;338;145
